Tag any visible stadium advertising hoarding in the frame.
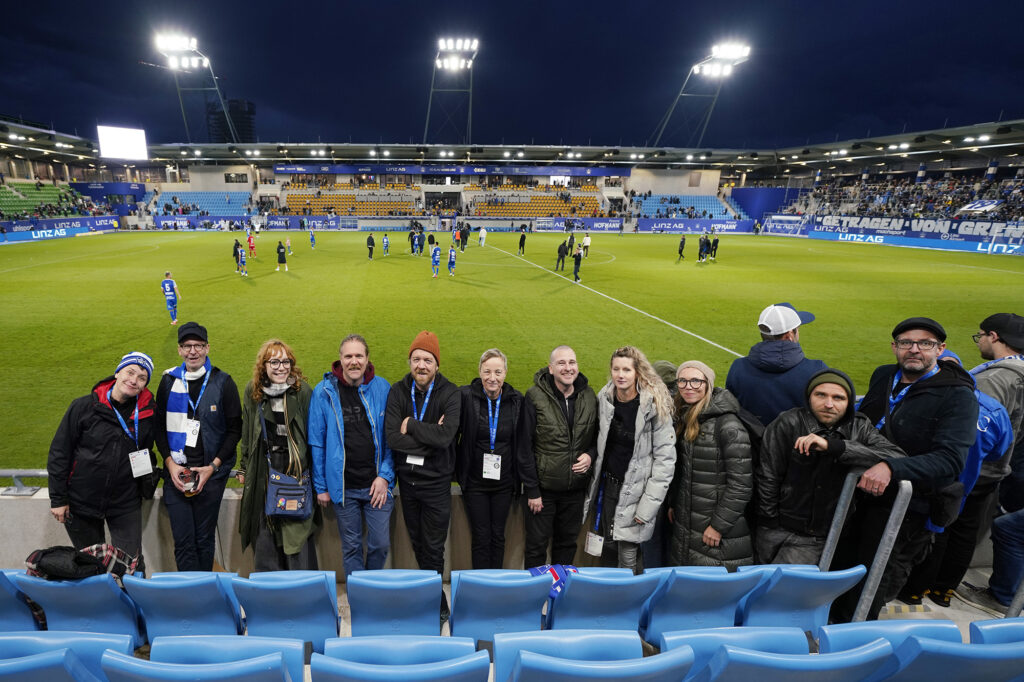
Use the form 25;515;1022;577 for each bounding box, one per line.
534;217;623;231
636;218;755;233
274;163;629;177
0;215;119;242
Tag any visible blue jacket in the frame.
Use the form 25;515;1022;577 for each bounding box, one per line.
726;340;827;426
308;362;395;504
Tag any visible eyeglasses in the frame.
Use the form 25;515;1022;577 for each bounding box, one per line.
266;358;293;368
894;339;940;350
678;378;708;389
972;332;991;344
179;343;207;352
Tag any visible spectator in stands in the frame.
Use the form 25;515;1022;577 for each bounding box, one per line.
831;317;978;621
154;323;241;571
309;334;394;575
237;339;319;571
756;369;904;564
48;352;158;570
726;303;828;426
385;331;461;622
457;349;540;569
585;346;676;572
669;360;753;570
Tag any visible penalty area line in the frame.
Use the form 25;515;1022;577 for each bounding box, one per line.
488;244;742;358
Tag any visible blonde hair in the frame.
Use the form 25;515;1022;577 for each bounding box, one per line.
249;339;306;400
478;348;508;371
610;346;673;422
674;364;714;442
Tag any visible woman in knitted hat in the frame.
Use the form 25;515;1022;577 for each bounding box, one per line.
47;351;158;571
668;360;754;569
237;339;320;570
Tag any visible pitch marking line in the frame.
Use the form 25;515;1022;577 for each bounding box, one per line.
489;244;742;358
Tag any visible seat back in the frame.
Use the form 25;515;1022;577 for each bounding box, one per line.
247;570;337;606
346;572;441;636
738;566;866;634
818;619;962;652
641;570;764;642
150;635;304;682
309;650;490;682
865;636;1024;682
690;639;893;682
659;626;808;671
324;635;475;664
450;569;530;600
231;574;339;653
0;648;99;682
510;644;695;682
450;573;550;644
0;630;133;680
101;649;289;682
0;571;37;632
548;572;661;630
969;617;1024;644
150;572;242;633
492;629;642;682
123;574;239;640
10;574;143;648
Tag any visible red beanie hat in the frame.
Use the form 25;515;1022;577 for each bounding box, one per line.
409;330;441;365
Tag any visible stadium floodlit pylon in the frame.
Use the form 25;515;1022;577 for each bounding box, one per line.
423;37;479;145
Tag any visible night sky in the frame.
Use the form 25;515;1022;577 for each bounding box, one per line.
3;0;1023;150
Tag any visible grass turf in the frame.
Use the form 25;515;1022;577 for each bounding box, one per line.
2;229;1022;471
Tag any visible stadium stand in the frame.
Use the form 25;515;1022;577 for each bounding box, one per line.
284;191;417;216
467;190;603;218
628;193;734;219
0;183;98;219
724;195;751;219
153;191;253;216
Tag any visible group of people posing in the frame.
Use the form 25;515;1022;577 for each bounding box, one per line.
47;305;1024;623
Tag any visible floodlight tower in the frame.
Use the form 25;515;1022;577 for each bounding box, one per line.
423;37;479;144
650;43;751;148
154;34;239;144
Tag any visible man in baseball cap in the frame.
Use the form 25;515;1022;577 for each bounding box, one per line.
726;302;828;425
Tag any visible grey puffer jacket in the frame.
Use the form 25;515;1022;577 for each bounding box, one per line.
582;383;677;544
669;387;753;570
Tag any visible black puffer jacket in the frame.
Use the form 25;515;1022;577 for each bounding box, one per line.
758;368;906;537
669;387;753;570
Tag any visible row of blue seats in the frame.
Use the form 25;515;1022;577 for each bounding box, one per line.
2;622;1024;681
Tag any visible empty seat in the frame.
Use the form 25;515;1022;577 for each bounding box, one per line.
231;574;338;653
689;638;893;682
818;619;962;652
123;574;240;640
324;635;474;664
347;571;441;636
737;565;866;634
10;574;142;648
659;626;808;672
150;635;304;682
309;649;490;682
640;569;764;642
969;617;1024;644
0;571;36;632
863;636;1024;682
492;629;642;682
510;644;695;682
547;571;661;630
149;572;242;634
450;571;550;644
0;648;99;682
0;631;132;681
101;649;289;682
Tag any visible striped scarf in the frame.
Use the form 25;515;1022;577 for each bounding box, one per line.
164;358;211;464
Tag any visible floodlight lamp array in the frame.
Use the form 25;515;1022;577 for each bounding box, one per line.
438;37;479;52
155;35;197;53
711;43;751;60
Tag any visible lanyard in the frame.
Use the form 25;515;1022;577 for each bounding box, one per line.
970;354;1024;375
106;388;139;447
593;479;605;532
487;394;501;451
876;364;939;430
182;363;211;415
411;379;435;421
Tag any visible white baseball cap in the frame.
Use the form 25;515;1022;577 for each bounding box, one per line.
758;302;816;335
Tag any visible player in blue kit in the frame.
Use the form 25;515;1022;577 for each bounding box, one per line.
160;271;181;325
238;247;248;276
431;244;441;278
309;227;316;250
447;245;457;276
382;233;390;256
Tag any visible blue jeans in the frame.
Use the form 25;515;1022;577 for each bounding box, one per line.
990;507;1024;604
334;487;393;575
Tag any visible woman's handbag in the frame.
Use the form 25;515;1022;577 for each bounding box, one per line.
258;403;313;519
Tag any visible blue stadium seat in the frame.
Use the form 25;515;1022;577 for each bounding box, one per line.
0;648;100;682
123;574;240;640
150;635;305;682
863;636;1024;682
547;571;661;630
347;571;442;637
0;631;133;681
324;635;475;664
969;617;1024;644
510;644;695;682
658;626;808;672
156;192;252;217
449;571;550;644
9;573;143;648
231;574;338;653
492;629;642;682
0;570;37;632
309;650;490;682
818;619;962;652
640;568;764;642
149;571;243;634
737;565;866;634
101;649;289;682
689;638;893;682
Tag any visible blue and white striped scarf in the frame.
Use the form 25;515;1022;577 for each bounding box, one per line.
164;358;211;464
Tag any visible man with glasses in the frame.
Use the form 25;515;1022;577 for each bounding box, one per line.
155;322;242;571
830;317;977;621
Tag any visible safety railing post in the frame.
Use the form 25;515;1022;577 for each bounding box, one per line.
852;479;913;622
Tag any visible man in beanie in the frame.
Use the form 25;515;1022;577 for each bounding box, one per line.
726;302;827;426
756;368;905;565
154;322;242;571
48;351;159;570
830;317;977;621
384;330;461;622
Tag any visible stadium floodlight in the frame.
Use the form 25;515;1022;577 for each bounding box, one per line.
516;150;524;158
253;150;259;156
424;37;480;143
369;149;377;156
153;32;239;144
382;150;390;156
899;142;909;149
978;134;990;141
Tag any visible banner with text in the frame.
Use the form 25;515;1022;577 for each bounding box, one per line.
1;215;119;242
274;163;629;177
636;218;754;233
534;217;623;231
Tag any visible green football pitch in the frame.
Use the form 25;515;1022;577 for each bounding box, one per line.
2;229;1022;470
